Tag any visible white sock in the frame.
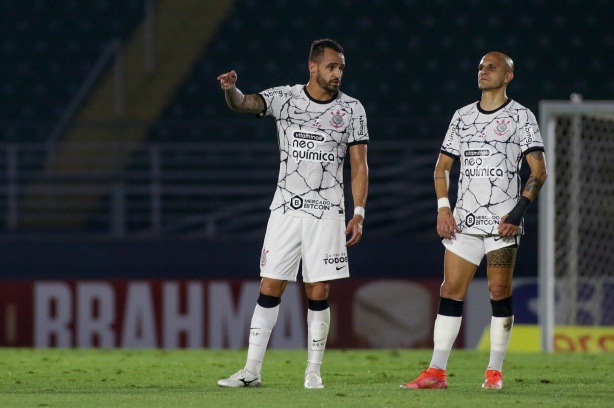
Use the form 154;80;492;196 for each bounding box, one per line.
429;314;462;371
244;304;279;375
306;308;330;375
487;315;514;372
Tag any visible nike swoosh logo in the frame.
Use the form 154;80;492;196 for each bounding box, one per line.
312;338;326;343
240;378;258;386
336;265;347;270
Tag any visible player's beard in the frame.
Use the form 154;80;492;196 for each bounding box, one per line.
316;74;340;94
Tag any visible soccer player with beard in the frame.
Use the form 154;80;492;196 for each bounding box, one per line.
401;52;547;390
216;39;369;389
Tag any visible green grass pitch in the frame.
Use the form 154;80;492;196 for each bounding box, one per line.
0;348;611;407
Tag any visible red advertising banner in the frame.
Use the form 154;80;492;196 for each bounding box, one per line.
0;279;444;349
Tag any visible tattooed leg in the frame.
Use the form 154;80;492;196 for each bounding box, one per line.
486;246;517;299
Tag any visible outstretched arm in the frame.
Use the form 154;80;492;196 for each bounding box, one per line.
499;150;548;236
217;70;265;114
345;143;368;247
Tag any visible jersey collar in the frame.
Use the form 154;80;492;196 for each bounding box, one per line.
303;86;338;104
477;98;512;114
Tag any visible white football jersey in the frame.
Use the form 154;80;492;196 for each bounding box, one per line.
259;85;369;220
441;99;544;235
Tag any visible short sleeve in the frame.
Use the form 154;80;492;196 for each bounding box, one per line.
441;110;461;158
520;109;545;154
348;101;369;145
258;86;292;119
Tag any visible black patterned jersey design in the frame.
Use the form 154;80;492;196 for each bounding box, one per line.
259;85;369;220
441;99;544;235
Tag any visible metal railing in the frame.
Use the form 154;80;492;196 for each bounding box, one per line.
0;133;442;239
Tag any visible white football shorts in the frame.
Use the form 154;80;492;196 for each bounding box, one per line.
442;233;520;266
259;211;349;283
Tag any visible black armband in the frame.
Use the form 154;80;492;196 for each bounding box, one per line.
504;196;531;226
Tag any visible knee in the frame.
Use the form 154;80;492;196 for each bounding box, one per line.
259;279;286;297
305;282;330;301
488;282;512;300
440;282;466;300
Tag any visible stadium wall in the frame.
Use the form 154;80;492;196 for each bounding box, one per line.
0;234;541;349
0;235;538;280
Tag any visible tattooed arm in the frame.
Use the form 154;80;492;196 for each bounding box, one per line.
216;70;265;114
499;150;548;235
522;150;548;201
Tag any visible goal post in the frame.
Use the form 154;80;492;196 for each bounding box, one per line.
538;99;614;352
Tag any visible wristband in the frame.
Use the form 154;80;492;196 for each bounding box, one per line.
504;196;531;226
437;197;451;210
354;206;365;219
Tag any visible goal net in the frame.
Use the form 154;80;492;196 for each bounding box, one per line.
538;100;614;351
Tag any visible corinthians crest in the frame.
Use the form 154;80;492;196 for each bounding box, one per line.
329;110;346;128
494;119;511;136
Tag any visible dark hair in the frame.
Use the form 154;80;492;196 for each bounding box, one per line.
309;39;344;62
